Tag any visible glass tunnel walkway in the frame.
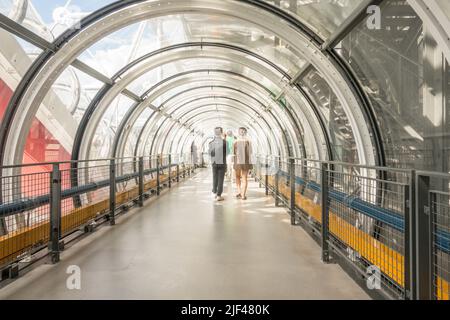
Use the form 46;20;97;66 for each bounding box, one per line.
0;168;368;300
1;0;450;301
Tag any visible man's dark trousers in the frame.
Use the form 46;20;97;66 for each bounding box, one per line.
212;164;226;196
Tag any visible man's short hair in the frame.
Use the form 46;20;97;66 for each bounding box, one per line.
239;127;247;132
215;127;223;135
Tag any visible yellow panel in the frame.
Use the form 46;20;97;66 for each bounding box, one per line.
273;176;449;300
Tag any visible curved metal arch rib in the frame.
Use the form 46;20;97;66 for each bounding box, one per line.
154;109;269;157
114;83;294;160
135;94;286;161
142;85;292;156
166;105;273;156
79;43;318;163
150;104;277;158
125;71;312;158
138;93;290;159
176;113;270;156
0;0;381;169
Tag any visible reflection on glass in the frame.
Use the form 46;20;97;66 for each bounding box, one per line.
300;66;358;163
90;94;134;159
336;0;450;171
77;14;306;78
0;0;116;41
263;0;361;40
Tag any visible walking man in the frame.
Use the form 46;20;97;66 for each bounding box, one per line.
209;127;227;201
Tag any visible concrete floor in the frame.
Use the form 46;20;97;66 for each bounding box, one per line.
0;169;369;300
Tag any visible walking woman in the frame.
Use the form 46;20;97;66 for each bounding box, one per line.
234;127;253;200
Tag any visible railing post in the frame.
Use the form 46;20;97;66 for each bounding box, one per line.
258;157;262;188
275;159;280;207
176;163;180;183
290;158;296;225
415;174;432;300
109;159;116;226
321;163;330;263
49;163;61;264
138;157;144;207
404;171;415;300
156;157;161;196
265;156;269;196
168;154;172;188
429;191;438;300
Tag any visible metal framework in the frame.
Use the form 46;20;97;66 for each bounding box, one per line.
0;0;386;172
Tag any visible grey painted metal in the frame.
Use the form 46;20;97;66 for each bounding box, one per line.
320;0;383;50
156;157;160;196
109;159;116;226
289;64;313;86
321;162;330;263
415;174;432;300
138;157;144;207
265;158;269;196
70;59;113;85
290;158;296;225
50;164;61;264
275;162;280;207
122;89;143;103
0;13;56;51
404;181;414;300
168;154;172;189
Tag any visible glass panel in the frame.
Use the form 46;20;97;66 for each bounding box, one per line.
0;29;43;117
89;94;134;159
151;79;272;111
336;0;444;170
300;66;358;163
123;107;153;157
0;0;117;41
0;78;13;122
78;13;306;78
21;64;103;166
263;0;361;40
46;66;103;123
127;58;283;102
23;117;72;165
